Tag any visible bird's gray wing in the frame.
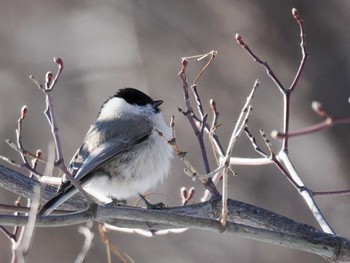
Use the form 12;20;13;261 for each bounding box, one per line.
74;136;143;181
40;115;153;215
68;115;153;185
57;125;97;192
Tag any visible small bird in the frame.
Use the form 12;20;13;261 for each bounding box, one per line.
39;88;173;215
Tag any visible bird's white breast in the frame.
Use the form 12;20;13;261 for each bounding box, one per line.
82;110;173;203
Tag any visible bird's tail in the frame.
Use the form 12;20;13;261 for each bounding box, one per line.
38;186;79;216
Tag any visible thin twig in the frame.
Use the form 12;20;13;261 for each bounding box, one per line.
219;80;259;225
4;106;44;180
156;120;199;181
235;34;285;93
236;9;335;234
222;80;259;165
75;221;94;263
178;58;221;198
30;57;94;206
181;187;195;206
12;186;40;263
191;50;218;86
12;150;42;263
245;124;335;234
229;157;272;166
180;51;220;175
244;127;269;159
272;101;350;139
312;189;350;196
98;224;133;263
277;151;335;234
5;140;47;164
289;8;308;92
245;127;302;190
16;106;30;165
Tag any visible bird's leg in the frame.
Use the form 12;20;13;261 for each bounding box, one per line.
138;194;166;209
107;198;127;206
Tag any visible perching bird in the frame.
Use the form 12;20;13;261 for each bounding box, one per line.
39;88;173;215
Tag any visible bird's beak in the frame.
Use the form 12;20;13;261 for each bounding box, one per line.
152;100;164;108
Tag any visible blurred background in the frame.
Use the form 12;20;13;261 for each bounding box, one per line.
1;0;350;262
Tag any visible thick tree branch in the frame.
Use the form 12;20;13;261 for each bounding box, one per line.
0;164;87;211
1;165;350;262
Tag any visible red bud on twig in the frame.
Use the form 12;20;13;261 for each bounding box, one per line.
181;187;187;199
36;149;43;158
54;57;63;66
292;8;300;21
210;99;216;111
312;101;330;118
235;33;244;45
45;71;53;84
20;105;28;120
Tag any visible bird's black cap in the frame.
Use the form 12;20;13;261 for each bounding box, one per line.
115;88;162;112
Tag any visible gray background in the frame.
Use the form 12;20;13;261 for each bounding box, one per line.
0;1;349;262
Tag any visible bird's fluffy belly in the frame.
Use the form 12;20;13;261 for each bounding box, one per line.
81;132;172;203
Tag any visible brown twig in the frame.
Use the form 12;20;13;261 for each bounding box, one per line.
189;50;218;86
75;222;94;263
178;57;221;198
272;101;350;139
158;116;224;195
3;106;44;180
0;106;43;263
235;9;308;150
181;187;195;206
218;80;258;225
236;9;335;234
235;34;285;93
244;127;302;190
289;8;308;92
178;59;210;174
30;57;94;206
312;189;350;196
98;224;133;263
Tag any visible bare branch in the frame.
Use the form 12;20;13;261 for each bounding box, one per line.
178;58;221;198
75;221;94;263
289;8;308;92
235;34;286;93
12;186;40;262
272;101;350;139
99;224;134;263
1;200;350;262
30;58;94;205
277;151;335;234
313;189;350;196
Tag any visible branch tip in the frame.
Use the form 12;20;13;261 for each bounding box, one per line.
235;33;244;45
311;101;327;117
210;99;216;108
20;105;28;120
178;58;188;76
45;71;53;83
170;115;175;127
181;58;188;68
35;149;43;158
54;57;63;66
270;130;280;139
178;151;187;158
292;8;300;20
181;187;187;197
